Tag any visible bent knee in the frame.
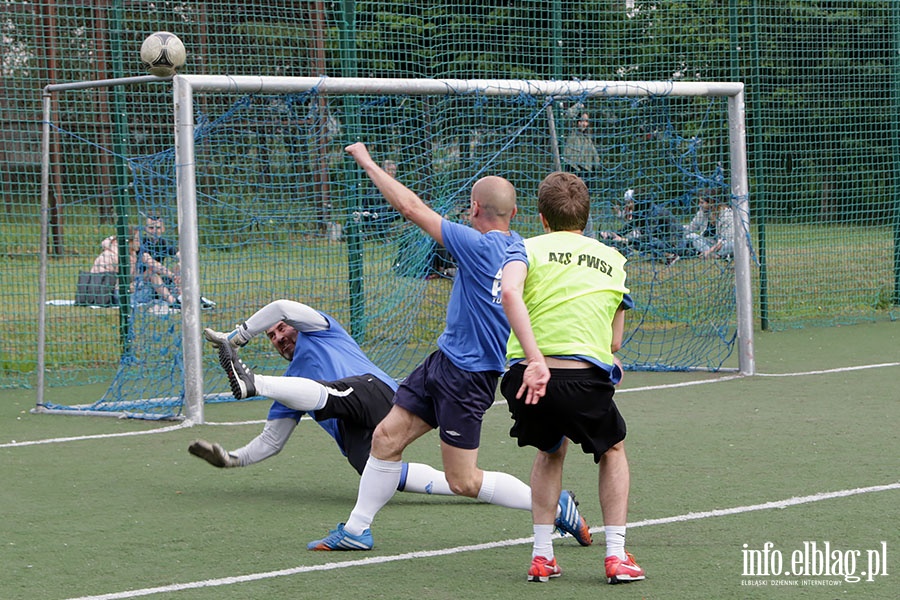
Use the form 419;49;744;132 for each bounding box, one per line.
371;407;430;459
445;474;482;498
370;424;405;459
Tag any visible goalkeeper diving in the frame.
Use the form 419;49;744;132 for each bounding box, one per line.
190;299;593;545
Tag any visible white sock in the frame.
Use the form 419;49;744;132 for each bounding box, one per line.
255;375;328;411
605;525;627;559
344;456;402;535
532;524;555;559
399;462;454;495
476;471;532;511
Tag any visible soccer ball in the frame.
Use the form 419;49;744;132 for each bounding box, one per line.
140;31;186;77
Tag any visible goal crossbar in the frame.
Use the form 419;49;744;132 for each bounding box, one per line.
174;75;744;98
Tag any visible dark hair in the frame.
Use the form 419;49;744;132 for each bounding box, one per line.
537;172;590;231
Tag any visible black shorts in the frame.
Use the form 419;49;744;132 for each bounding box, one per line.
500;363;626;463
312;374;395;475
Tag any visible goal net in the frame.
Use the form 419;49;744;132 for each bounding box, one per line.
36;77;752;421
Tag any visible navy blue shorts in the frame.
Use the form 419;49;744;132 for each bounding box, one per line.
394;350;499;450
500;364;626;463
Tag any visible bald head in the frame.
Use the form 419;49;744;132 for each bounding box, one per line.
471;176;517;222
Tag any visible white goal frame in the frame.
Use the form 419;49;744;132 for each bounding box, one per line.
36;76;753;424
169;76;754;424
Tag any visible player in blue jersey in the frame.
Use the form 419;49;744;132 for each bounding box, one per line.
191;299;453;495
306;142;592;551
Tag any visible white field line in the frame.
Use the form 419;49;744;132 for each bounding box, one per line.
752;362;900;377
0;422;191;447
60;482;900;600
6;361;898;449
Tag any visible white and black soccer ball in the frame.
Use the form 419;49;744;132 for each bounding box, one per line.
140;31;186;77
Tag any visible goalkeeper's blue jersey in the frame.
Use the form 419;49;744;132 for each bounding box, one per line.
266;311;398;453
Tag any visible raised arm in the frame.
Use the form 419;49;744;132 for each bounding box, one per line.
206;299;329;347
345;142;445;244
243;299;329;336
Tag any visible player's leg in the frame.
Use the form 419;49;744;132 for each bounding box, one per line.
215;343;257;399
307;403;432;551
399;452;573;506
531;440;567;523
398;462;454;495
410;351;530;506
439;428;570;584
255;374;327;410
335;419;455;498
435;374;534;509
428;355;587;525
311;374;455;497
556;369;643;584
313;375;393;429
598;441;630;528
351;404;431;511
437;442;527;508
213;336;330;408
501;364;593;583
600;441;644;583
214;342;336;411
500;365;592;531
504;370;568;582
318;375;457;495
531;444;566;534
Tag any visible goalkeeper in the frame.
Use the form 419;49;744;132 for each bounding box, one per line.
195;300;592;540
191;298;454;495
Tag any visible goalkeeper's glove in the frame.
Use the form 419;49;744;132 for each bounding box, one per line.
203;322;251;348
188;439;240;468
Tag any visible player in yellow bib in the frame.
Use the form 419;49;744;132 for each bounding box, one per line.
504;234;627;369
500;171;645;585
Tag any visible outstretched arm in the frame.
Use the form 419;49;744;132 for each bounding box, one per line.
345;142;445;244
207;299;329;347
230;418;298;466
242;299;329;336
189;418;298;468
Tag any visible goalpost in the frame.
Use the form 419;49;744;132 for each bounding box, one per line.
37;76;753;424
